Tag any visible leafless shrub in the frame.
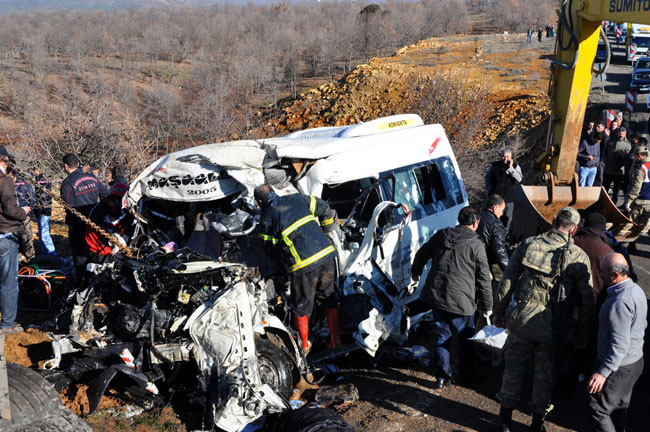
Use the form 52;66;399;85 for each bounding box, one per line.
404;72;497;203
488;0;557;32
0;0;538;179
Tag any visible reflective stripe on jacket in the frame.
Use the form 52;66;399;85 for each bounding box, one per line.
258;193;336;273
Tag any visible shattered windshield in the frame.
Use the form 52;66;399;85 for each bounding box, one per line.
391;170;424;213
321;177;382;225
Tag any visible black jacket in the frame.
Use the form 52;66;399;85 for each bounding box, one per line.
477;209;509;271
60;168;108;227
412;225;492;316
14;176;36;208
486;161;522;202
258;192;337;274
33;173;52;217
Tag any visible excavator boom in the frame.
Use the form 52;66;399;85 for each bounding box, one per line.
513;0;650;242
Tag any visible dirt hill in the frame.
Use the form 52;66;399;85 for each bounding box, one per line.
261;33;553;148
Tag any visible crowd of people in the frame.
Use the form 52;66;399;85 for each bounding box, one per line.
413;148;646;432
527;24;555;44
577;112;650;248
0;150;130;336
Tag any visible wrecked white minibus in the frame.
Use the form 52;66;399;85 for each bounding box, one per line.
127;114;467;355
45;114;467;431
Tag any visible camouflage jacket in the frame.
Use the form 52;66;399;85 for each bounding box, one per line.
494;229;594;344
627;155;650;204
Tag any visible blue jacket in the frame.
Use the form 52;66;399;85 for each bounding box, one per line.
577;138;600;168
60;168;108;227
258;192;336;274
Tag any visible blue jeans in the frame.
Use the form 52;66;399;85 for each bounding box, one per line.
432;308;475;379
579;166;597;186
37;215;56;255
0;236;19;328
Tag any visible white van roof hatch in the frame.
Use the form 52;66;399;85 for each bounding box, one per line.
263;114;425;160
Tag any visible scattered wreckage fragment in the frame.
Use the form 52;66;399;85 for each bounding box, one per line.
43;114;467;431
46;242;304;430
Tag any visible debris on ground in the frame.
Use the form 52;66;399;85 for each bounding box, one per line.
315;384;360;408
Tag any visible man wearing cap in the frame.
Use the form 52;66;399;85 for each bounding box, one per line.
84;182;133;264
0;146;29;335
624;146;650;233
60;153;108;270
603;127;631;205
492;207;593;432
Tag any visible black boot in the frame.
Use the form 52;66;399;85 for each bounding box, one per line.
530;413;547;432
491;406;513;432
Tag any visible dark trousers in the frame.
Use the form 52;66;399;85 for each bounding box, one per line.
502;201;515;234
603;173;623;205
594;161;605;187
589;357;644;432
431;308;475;379
68;225;88;273
289;257;337;317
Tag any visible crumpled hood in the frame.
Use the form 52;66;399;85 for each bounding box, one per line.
441;225;478;248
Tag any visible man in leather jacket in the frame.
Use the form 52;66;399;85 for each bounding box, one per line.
477;194;509;282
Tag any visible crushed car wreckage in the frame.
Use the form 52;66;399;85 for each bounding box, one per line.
43;114;468;431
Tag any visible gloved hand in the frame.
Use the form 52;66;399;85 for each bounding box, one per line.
625;203;631;212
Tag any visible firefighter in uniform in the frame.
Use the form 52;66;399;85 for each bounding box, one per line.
492;207;594;432
624;145;650;231
60;153;108;271
254;183;340;352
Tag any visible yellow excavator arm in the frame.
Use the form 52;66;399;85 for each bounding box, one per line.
548;0;650;183
513;0;650;242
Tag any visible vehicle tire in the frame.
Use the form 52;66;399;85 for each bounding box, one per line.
255;338;295;398
1;363;92;432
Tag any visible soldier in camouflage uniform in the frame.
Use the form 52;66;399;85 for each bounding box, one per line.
624;146;650;232
492;207;594;432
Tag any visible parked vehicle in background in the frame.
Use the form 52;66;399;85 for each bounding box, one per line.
596;41;607;63
630;69;650;92
626;23;650;63
633;56;650;73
